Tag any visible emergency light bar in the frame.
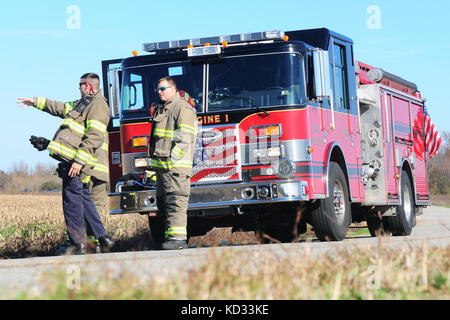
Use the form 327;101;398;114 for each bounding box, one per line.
187;45;221;57
142;30;286;54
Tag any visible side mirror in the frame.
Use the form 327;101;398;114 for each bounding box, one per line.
312;49;332;101
111;68;122;117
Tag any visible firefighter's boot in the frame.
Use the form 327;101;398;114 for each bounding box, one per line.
161;239;187;250
98;235;114;252
58;242;86;255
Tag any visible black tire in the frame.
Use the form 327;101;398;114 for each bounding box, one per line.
148;214;165;244
310;162;351;241
387;171;415;236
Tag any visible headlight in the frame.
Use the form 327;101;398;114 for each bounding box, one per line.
273;158;296;179
134;157;150;168
252;147;281;158
278;182;302;198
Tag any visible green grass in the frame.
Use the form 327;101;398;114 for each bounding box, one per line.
0;222;61;240
349;227;370;236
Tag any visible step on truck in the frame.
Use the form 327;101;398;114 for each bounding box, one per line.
102;28;430;242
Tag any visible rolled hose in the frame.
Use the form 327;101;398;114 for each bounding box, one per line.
367;68;418;93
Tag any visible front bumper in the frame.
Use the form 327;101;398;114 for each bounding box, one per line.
109;180;309;215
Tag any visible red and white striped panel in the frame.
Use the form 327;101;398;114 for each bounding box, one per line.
191;124;241;183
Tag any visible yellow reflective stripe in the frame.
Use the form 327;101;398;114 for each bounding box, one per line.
93;163;109;174
165;227;187;236
61;118;107;136
35;97;47;110
87;235;98;242
172;160;193;168
86;119;107;133
101;142;109;151
178;124;198;135
47;141;76;159
75;149;97;165
61;118;85;135
150;158;192;169
35;97;41;110
150;159;172;169
172;146;184;157
154;128;175;138
64;102;74;116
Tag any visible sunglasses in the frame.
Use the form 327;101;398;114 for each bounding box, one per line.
157;86;171;92
79;82;94;90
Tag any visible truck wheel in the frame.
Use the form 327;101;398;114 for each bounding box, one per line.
148;214;165;244
310;162;350;241
387;171;415;236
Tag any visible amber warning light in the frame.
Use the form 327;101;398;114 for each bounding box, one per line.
250;124;282;139
132;136;148;148
143;30;286;53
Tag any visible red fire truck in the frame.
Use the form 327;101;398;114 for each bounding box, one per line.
102;28;430;242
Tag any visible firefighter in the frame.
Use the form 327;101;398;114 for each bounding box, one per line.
86;132;111;252
28;133;111;254
149;76;198;250
17;73;114;255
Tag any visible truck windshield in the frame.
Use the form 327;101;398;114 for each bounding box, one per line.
121;61;204;118
208;52;306;112
120;52;305;118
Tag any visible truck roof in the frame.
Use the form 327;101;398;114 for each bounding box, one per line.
286;28;353;50
120;28;351;67
121;41;309;68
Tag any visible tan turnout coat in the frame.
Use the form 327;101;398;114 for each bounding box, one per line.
33;90;110;181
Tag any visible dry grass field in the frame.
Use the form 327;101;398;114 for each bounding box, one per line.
0;194;152;258
0;193;261;258
0;193;448;258
1;193;449;299
0;193;355;258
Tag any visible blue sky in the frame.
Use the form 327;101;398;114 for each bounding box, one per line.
1;0;449;172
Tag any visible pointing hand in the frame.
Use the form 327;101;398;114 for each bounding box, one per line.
17;97;35;110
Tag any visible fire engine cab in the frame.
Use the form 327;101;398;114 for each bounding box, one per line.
102;28;430;242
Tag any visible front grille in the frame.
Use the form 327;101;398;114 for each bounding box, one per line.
191;124;241;184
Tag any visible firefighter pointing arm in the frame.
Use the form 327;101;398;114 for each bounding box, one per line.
18;82;97;178
17;73;113;254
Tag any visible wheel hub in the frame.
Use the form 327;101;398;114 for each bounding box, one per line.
403;184;413;225
333;182;346;225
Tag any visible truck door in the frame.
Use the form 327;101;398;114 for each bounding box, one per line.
329;38;361;200
101;59;123;191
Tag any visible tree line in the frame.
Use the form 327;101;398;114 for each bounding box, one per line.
427;131;450;195
0;161;61;193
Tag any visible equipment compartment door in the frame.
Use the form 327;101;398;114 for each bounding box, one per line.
381;92;398;200
411;101;429;203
